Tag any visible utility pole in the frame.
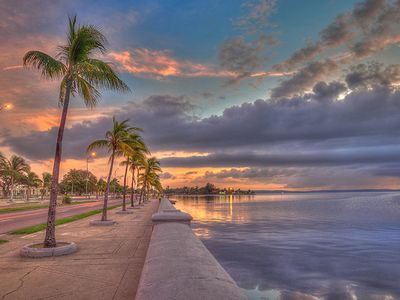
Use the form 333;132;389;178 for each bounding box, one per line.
86;152;96;198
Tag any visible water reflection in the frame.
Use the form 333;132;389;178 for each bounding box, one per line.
174;192;400;300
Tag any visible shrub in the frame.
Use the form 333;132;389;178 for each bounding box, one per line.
63;195;72;204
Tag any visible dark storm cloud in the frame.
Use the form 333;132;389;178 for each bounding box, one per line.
372;163;400;177
5;83;400;165
311;81;347;101
160;148;400;168
203;167;295;180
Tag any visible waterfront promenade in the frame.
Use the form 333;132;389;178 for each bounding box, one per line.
0;200;158;299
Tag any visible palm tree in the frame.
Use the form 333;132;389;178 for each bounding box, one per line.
146;172;162;199
23;16;129;247
40;172;52;200
120;136;148;210
87;118;140;220
23;171;41;201
126;153;146;207
138;157;162;203
1;155;30;202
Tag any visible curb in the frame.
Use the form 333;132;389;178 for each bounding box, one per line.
20;242;78;258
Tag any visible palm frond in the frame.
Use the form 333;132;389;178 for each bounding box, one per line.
78;59;130;92
87;139;108;152
76;76;100;108
23;51;66;79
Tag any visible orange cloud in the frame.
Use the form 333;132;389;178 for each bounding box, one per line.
2;65;23;71
109;49;237;80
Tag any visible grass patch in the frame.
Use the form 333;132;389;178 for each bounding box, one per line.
0;205;48;214
0;200;97;214
10;204;121;235
0;239;9;244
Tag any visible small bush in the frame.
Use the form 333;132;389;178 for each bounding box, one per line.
62;195;72;204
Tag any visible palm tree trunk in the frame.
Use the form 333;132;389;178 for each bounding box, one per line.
44;80;72;248
139;177;147;204
122;160;129;211
10;177;14;202
102;150;115;221
130;166;135;207
136;168;140;203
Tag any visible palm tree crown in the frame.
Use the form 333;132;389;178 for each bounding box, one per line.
0;155;30;201
87;118;143;157
23;16;129;107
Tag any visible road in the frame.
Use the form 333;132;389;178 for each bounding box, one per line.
0;199;122;234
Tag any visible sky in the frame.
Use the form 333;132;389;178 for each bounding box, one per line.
2;0;400;190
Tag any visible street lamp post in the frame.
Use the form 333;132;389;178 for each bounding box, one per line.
86;152;96;198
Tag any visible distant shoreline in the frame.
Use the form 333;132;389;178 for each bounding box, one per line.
168;189;400;196
254;189;400;194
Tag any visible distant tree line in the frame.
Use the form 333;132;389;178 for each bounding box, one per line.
164;182;255;195
0;154;52;201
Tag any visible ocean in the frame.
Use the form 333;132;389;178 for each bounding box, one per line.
173;192;400;300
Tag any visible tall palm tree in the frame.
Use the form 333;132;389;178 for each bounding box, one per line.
146;172;162;199
23;16;129;247
120;136;148;210
121;134;149;211
1;155;30;202
23;171;41;201
138;157;162;203
127;152;146;207
87;118;140;220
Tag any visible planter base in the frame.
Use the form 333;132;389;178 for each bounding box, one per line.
20;242;78;258
89;220;116;226
116;210;134;214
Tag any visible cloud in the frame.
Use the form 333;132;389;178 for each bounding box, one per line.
311;81;347;101
160;148;400;168
235;0;277;34
271;59;339;98
345;62;400;90
277;0;386;70
5;77;400;189
219;36;268;84
219;0;280;85
6;76;400;161
109;49;235;80
159;172;176;179
204;167;293;180
269;0;400;97
185;171;198;175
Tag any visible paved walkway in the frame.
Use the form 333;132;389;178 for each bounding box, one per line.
0;200;159;300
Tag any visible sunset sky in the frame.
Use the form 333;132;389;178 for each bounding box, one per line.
2;0;400;190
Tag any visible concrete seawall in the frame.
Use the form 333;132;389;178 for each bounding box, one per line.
135;198;247;300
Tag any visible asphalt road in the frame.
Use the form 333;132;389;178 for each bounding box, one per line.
0;199;122;234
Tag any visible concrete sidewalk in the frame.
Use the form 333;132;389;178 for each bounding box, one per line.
0;200;159;300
